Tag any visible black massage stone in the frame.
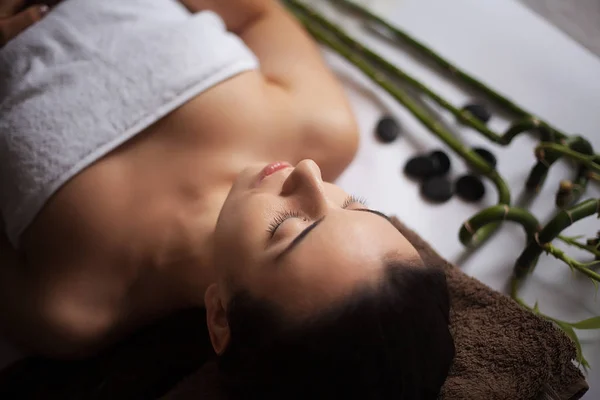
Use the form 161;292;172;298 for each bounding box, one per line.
375;115;401;143
456;174;486;202
429;150;451;176
421;176;454;203
462;103;492;124
404;155;436;179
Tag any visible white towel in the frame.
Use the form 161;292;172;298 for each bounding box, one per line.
0;0;258;248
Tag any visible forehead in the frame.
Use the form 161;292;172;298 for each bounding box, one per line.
256;211;419;313
286;210;417;264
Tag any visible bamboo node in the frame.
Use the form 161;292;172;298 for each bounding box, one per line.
534;148;548;166
534;232;543;248
464;221;474;235
502;205;510;220
558;180;573;192
564;210;574;225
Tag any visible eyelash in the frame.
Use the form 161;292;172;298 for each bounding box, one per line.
266;195;368;237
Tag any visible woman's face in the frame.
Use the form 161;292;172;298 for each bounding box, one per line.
212;159;421;315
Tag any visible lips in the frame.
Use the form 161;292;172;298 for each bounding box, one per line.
258;161;292;183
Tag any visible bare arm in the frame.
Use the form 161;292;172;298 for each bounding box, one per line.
0;232;105;358
0;214;126;359
179;0;359;176
0;0;48;47
0;226;61;356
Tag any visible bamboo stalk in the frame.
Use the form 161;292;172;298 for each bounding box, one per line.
288;0;553;146
587;171;600;182
526;136;590;192
543;244;600;283
557;235;600;259
555;169;589;209
459;205;540;246
554;138;594;205
535;143;600;174
328;0;578;145
288;2;511;246
514;199;600;279
526;144;565;192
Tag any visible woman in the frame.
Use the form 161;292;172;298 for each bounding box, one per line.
0;0;454;398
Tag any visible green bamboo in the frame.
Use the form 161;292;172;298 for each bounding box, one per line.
328;0;576;144
502;118;556;145
557;235;600;259
588;171;600;182
543;244;600;284
459;205;540;246
526;136;591;192
288;0;553;146
535;143;600;174
514;199;600;279
556;139;595;206
555;169;589;209
288;3;511;246
526;144;565;192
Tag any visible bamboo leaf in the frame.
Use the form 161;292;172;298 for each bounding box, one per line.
570;316;600;330
584;260;600;268
556;322;590;369
562;235;585;241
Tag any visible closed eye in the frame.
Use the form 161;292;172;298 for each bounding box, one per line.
267;210;304;237
342;195;368;209
267;194;368;238
274;207;392;262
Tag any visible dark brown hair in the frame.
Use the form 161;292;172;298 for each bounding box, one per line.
216;263;455;399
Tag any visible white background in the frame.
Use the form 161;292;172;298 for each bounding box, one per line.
314;0;600;398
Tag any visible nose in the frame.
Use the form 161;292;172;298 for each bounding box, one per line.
281;159;328;216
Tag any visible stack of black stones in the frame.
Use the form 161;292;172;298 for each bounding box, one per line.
376;102;496;204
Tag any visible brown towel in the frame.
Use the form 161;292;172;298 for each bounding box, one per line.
0;218;589;399
390;218;589;400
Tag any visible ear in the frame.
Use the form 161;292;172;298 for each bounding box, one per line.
205;283;231;354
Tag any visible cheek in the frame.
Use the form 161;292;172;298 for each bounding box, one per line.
215;200;268;263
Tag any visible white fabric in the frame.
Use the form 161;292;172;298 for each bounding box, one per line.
0;0;258;247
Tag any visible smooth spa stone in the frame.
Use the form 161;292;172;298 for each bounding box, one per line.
462;102;492;124
375;115;401;143
404;155;437;179
420;176;454;203
455;174;486;202
428;150;452;176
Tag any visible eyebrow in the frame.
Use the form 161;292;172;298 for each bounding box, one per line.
274;209;392;262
